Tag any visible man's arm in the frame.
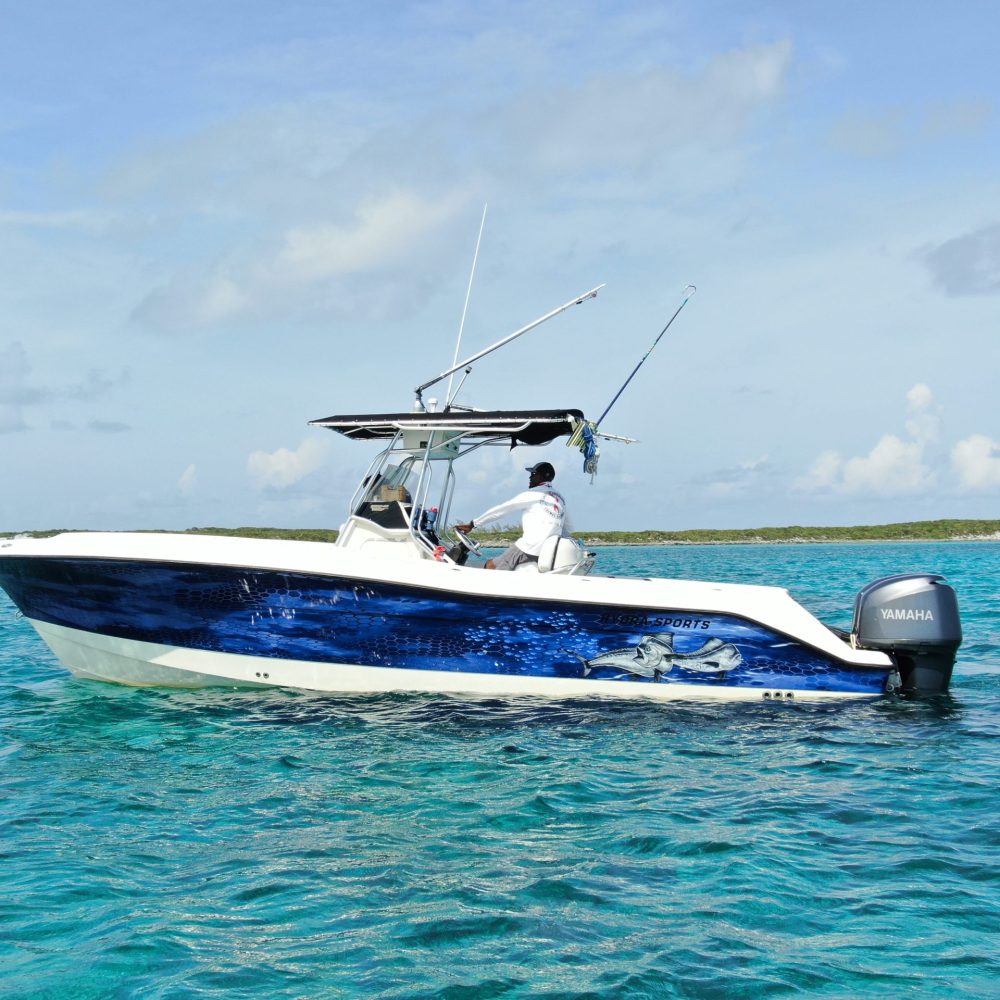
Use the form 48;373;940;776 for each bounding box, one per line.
463;490;539;531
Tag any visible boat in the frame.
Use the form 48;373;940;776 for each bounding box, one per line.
0;403;963;701
0;287;963;702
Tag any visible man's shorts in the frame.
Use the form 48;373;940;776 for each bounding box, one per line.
493;544;539;572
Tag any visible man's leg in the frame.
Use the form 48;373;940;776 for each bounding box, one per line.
490;545;538;572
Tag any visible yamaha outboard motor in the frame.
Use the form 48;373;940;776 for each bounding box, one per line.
853;574;962;695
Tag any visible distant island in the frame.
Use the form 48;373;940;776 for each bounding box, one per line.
4;519;999;545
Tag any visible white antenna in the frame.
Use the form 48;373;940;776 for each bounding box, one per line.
445;203;488;407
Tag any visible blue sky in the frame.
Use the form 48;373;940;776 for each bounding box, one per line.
2;1;998;532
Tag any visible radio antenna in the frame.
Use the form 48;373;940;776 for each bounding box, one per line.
445;203;488;407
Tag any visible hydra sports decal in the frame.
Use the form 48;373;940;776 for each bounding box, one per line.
566;632;743;681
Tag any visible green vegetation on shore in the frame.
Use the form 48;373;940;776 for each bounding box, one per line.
572;518;1000;545
3;519;999;544
0;526;339;543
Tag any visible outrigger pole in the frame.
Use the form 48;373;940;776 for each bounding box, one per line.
594;284;696;427
414;283;605;405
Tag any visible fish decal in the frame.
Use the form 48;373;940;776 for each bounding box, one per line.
566;632;742;681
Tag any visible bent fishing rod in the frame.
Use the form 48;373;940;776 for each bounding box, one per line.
594;283;696;428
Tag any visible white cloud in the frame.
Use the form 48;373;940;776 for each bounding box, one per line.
797;384;1000;498
124;36;794;332
906;383;933;410
840;434;934;495
795;385;936;496
951;434;1000;491
904;382;941;447
247;437;330;491
499;40;792;176
270;189;470;284
194;277;251;325
178;464;197;497
794;450;842;492
134;187;473;328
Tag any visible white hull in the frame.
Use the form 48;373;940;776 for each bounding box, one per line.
32;618;874;703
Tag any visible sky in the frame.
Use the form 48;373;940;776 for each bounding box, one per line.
1;0;998;532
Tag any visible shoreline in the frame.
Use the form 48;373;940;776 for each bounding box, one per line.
3;528;1000;546
577;533;1000;547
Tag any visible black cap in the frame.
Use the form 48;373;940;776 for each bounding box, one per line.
525;461;555;481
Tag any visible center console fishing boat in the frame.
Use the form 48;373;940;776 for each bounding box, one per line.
0;286;962;701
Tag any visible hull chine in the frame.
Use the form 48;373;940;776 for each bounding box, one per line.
32;619;271;689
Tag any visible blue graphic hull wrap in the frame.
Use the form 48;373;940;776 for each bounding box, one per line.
0;558;889;695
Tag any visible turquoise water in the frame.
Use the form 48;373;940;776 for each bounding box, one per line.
1;543;998;998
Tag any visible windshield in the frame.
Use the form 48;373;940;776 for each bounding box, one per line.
359;460;415;505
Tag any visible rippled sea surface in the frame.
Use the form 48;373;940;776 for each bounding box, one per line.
2;543;998;999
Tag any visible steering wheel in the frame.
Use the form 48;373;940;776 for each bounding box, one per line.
452;527;482;556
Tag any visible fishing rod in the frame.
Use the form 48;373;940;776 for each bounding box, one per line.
568;283;695;480
414;283;605;405
594;284;696;428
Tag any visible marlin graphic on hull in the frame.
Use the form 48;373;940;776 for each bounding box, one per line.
567;632;743;681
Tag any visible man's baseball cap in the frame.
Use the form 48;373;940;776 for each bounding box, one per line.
525;461;555;480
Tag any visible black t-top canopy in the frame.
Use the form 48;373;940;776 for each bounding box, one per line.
309;408;584;446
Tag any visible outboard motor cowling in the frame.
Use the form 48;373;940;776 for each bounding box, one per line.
853;574;962;695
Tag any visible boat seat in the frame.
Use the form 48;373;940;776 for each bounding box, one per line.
354;500;411;530
513;535;595;575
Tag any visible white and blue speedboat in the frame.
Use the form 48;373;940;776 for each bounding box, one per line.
0;402;962;701
0;282;962;702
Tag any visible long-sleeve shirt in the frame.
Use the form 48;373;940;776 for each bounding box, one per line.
473;482;570;556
